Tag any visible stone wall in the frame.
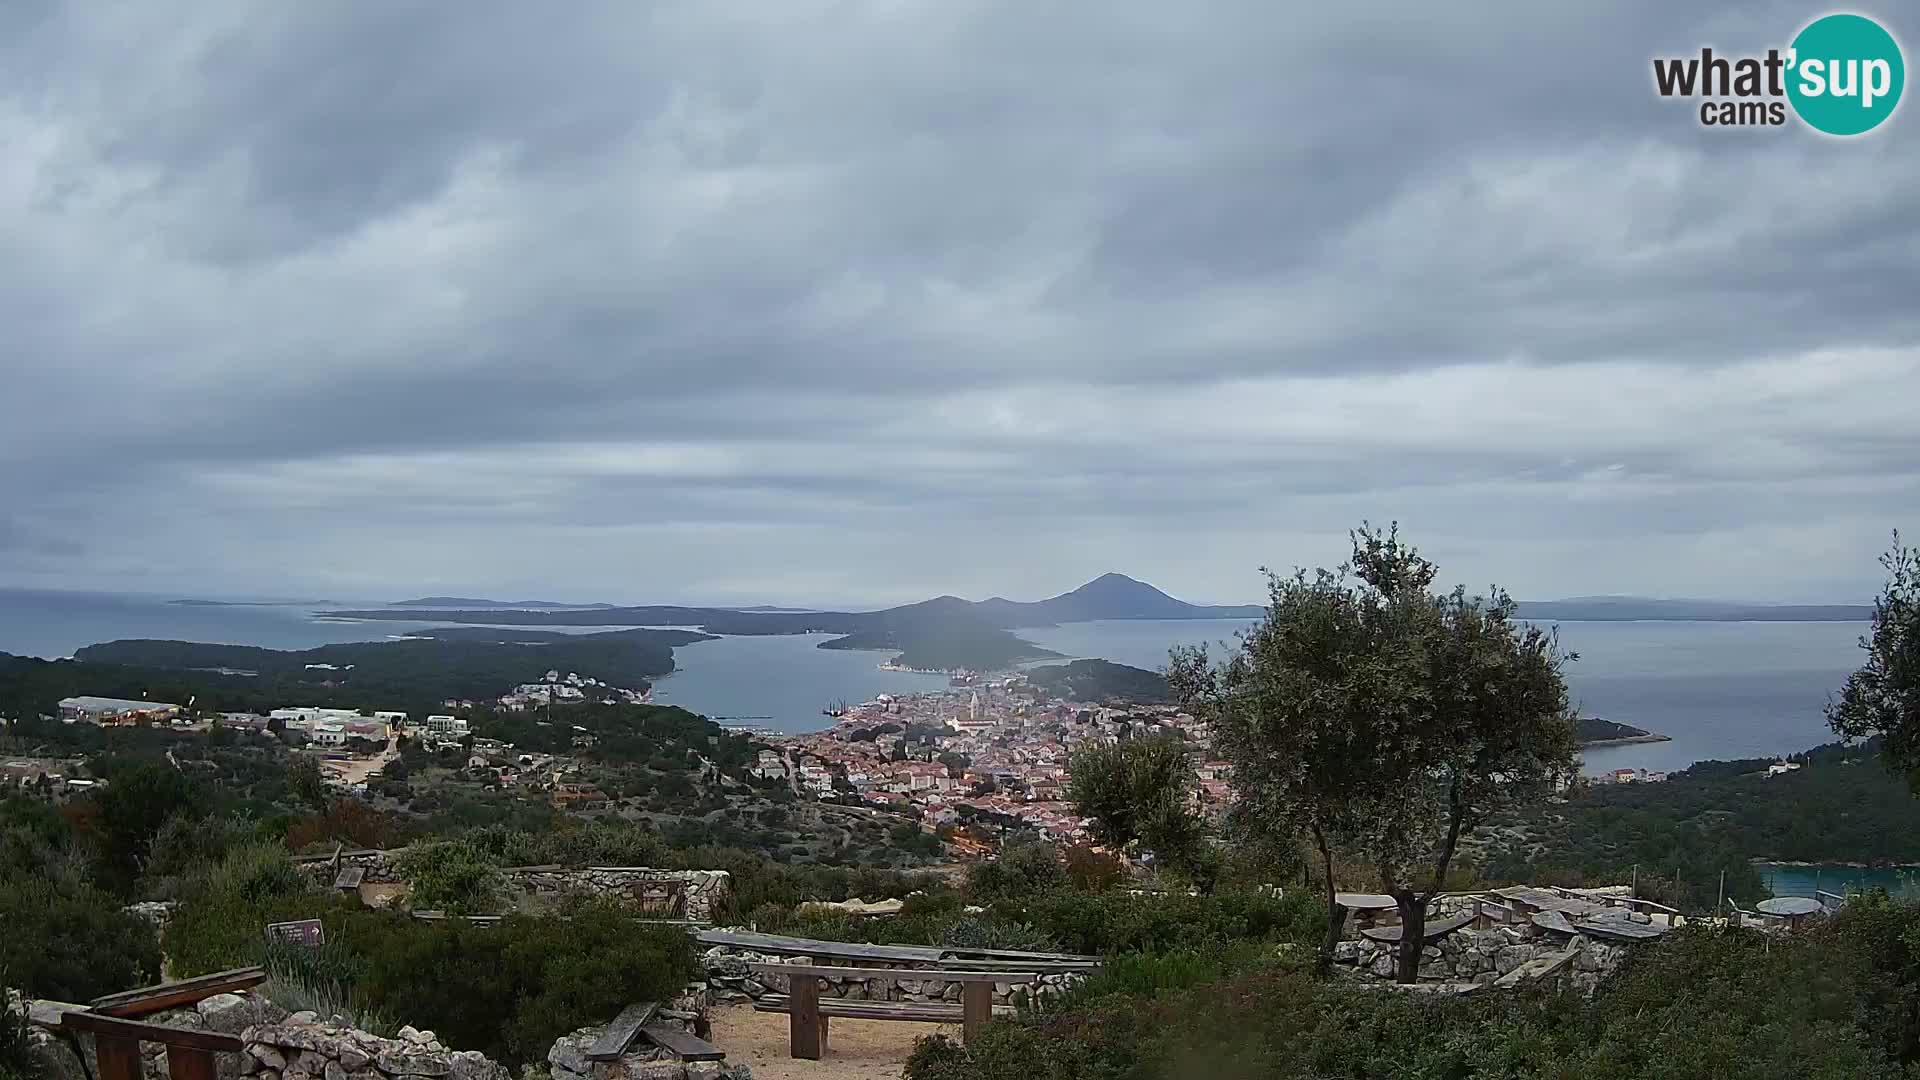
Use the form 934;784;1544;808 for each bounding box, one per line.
700;946;1084;1008
511;868;730;924
296;850;730;923
240;1015;510;1080
15;987;727;1080
13;991;513;1080
1332;925;1628;991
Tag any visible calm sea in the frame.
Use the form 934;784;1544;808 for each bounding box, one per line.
1760;863;1920;899
0;591;1869;772
1018;618;1868;775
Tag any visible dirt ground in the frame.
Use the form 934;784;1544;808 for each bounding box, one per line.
706;1003;956;1080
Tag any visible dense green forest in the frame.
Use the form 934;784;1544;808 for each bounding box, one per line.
0;629;702;721
1023;659;1174;703
1477;739;1920;910
469;701;762;776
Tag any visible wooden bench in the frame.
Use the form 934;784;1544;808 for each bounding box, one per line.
88;967;268;1018
31;970;266;1080
749;963;1037;1060
584;1002;725;1064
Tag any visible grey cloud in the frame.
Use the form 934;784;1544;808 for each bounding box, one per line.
1;0;1915;604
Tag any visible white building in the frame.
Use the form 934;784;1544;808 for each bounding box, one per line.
269;707;362;726
424;715;469;735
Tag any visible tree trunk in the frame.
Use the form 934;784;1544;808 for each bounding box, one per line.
1314;827;1343;973
1393;892;1427;984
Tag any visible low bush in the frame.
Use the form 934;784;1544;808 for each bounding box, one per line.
907;900;1920;1080
1034;941;1278;1015
329;901;695;1066
966;842;1066;903
0;819;161;1001
165;844;349;977
991;889;1323;955
396;840;502;913
1;968;40;1080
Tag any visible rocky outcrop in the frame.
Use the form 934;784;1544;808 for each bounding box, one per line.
700;946;1083;1007
123;901;181;936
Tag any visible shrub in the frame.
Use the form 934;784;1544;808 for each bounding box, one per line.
335;901;695;1066
908;913;1920;1080
397;840;503;914
165;844;335;977
261;942;393;1035
147;813;254;893
993;889;1323;956
1062;846;1126;893
1036;941;1277;1015
1;969;41;1080
966;842;1066;903
936;915;1057;953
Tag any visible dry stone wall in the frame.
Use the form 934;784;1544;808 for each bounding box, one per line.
239;1015;510;1080
296;850;730;922
701;945;1083;1007
1332;924;1629;991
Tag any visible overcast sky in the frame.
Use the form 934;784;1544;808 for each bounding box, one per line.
3;1;1915;608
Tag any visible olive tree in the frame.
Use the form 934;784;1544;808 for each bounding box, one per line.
1067;736;1212;887
1828;532;1920;784
1171;524;1578;981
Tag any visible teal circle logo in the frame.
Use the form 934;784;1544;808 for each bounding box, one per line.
1787;14;1904;135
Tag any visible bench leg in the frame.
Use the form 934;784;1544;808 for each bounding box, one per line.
819;1014;830;1053
791;977;823;1060
168;1047;218;1080
94;1036;142;1080
962;982;993;1043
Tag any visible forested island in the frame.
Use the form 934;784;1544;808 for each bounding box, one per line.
1;626;708;720
1022;659;1174;704
1573;716;1670;746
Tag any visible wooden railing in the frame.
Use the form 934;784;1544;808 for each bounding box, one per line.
29;967;267;1080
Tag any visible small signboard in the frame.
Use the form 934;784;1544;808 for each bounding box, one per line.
265;919;326;948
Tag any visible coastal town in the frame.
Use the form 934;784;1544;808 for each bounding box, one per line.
16;666;1221;847
752;677;1229;846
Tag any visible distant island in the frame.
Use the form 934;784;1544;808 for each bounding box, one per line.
322;575;1871;674
170;598;329;607
329;573;1247;672
42;626;705;717
1024;659;1174;704
1513;596;1871;622
389;596;618;609
1575;716;1671;747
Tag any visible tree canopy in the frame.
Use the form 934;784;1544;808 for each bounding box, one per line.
1067;735;1207;882
1171;524;1578;980
1828;531;1920;787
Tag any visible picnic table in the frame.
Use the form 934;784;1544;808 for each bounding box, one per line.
1756;896;1825;928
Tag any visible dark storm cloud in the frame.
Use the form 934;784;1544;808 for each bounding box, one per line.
1;0;1915;604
